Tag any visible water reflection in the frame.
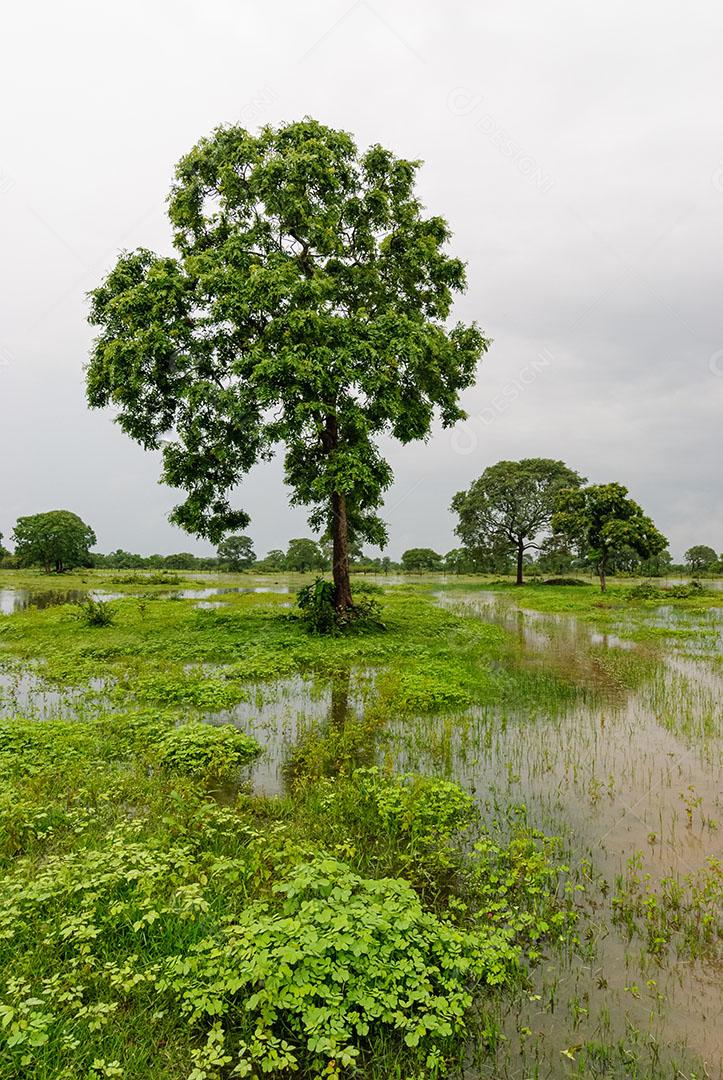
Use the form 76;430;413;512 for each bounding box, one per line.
402;591;723;1075
174;585;290;599
0;583;290;615
0;666;109;720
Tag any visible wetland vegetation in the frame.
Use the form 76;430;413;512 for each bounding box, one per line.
0;569;720;1078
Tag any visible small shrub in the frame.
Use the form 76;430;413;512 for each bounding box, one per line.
110;572;181;585
668;580;706;598
296;577;338;634
628;581;708;601
296;577;384;635
542;577;590;586
75;598;115;626
157;722;261;782
129;673;247;711
627;583;663;600
356;767;477;847
382;664;471;712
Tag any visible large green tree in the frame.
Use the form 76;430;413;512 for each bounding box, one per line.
86;119;488;615
451;459;584;585
12;511;96;573
285;537;327;573
401;547;443;573
217;534;256;571
684;544;718;574
552;482;667;591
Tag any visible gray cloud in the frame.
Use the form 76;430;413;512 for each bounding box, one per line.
1;0;721;560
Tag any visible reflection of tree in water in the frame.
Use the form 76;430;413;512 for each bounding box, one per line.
284;666;377;789
329;667;351;728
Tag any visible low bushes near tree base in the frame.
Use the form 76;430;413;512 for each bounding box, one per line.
296;578;385;635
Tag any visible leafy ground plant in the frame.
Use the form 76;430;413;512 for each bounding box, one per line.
157;722;261;782
76;598;115;627
296;578;384;635
161;856;519;1079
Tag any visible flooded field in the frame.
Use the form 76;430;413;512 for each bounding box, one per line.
0;574;720;1078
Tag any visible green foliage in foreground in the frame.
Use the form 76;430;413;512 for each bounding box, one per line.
157;723;261;782
0;718;572;1079
0;584;587;1077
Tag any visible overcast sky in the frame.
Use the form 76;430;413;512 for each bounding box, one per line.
1;1;722;560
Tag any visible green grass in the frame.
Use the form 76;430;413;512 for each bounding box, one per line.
0;572;719;1078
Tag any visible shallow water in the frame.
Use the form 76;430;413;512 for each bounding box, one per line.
214;590;723;1076
424;592;723;1077
173;585;290;599
0;665;109;720
2;581;721;1074
0;587;129;614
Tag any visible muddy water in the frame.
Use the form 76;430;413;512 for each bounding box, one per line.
0;666;109;720
422;592;723;1077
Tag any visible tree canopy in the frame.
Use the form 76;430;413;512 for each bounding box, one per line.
451;458;584;585
12;511;97;573
401;547;443;573
216;535;256;571
684;545;718;574
552;482;667;591
86;118;488;616
285;537;328;573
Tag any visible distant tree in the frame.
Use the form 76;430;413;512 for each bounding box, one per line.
86;119;488;620
552;483;667;592
217;535;256;572
0;532;8;559
12;511;97;573
684;545;718;574
103;549;145;569
285;538;327;573
163;552;198;570
257;549;286;572
401;547;443;573
536;534;577;576
444;548;475;574
637;548;673;577
451;459;584;586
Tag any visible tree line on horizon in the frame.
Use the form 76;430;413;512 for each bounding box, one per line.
2;459;721;589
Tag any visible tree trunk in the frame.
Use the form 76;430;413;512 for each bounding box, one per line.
516;539;524;585
598;559;607;592
331;490;353;611
323;412;353;613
